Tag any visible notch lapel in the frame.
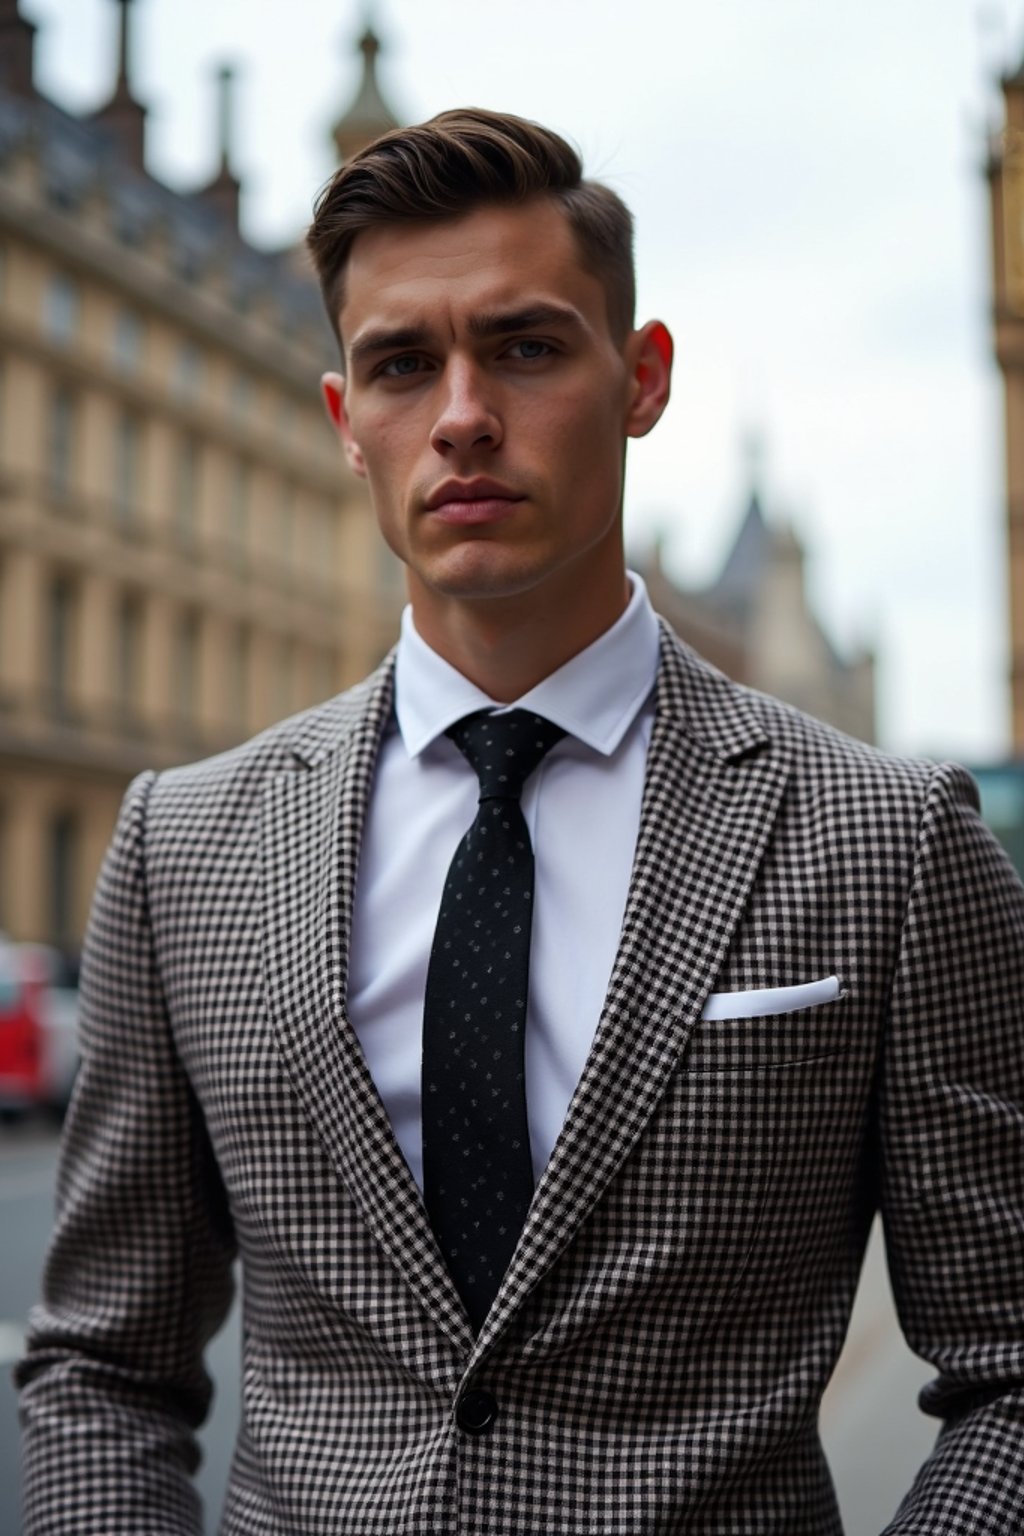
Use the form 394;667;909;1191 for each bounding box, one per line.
260;661;473;1351
477;629;791;1349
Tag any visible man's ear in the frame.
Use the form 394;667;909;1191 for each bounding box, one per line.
624;321;673;440
320;371;367;478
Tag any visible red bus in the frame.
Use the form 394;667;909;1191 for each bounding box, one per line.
0;937;79;1119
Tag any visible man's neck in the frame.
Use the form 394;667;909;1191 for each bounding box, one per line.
408;566;631;702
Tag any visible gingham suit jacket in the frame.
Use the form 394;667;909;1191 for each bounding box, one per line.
17;625;1024;1535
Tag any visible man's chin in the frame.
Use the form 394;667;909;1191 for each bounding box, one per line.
410;545;555;606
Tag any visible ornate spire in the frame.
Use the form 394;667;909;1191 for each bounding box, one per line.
742;427;766;502
196;63;243;230
216;63;235;172
91;0;148;170
332;18;401;164
0;0;38;98
114;0;130;89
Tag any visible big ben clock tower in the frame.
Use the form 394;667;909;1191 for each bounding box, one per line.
989;48;1024;748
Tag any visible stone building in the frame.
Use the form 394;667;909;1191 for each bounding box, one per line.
0;0;404;951
637;481;876;744
988;44;1024;749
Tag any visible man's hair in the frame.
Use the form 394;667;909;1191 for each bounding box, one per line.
306;107;636;352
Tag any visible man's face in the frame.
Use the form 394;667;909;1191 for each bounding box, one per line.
327;198;670;627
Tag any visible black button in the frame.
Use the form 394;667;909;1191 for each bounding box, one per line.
455;1387;498;1434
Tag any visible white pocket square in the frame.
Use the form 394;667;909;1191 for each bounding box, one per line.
701;974;841;1021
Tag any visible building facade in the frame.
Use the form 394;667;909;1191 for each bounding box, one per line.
989;48;1024;750
0;0;404;951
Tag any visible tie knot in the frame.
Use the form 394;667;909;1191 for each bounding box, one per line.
446;709;566;801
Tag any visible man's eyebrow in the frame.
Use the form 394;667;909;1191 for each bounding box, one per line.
467;304;583;338
347;326;430;368
346;305;584;369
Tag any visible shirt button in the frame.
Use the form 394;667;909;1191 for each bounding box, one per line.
455;1387;499;1434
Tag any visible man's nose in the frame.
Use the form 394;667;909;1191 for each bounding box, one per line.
429;360;502;455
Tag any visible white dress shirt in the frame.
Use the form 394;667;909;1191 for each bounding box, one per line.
347;574;660;1189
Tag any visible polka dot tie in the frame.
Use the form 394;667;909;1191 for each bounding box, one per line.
422;708;566;1333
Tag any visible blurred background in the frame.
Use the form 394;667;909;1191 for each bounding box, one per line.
1;0;1023;1530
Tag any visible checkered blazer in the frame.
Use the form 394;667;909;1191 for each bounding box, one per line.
17;625;1024;1534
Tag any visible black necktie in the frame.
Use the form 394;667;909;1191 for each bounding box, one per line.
422;708;566;1332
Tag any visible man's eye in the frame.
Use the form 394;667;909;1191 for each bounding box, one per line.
381;355;423;377
510;340;551;360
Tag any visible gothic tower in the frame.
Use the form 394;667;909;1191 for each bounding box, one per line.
332;19;401;164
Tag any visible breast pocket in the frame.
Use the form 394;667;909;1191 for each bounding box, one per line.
600;994;862;1330
683;992;851;1075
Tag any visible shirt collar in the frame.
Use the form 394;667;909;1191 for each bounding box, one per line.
394;571;660;759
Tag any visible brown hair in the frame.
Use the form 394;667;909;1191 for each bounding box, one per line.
306;107;635;352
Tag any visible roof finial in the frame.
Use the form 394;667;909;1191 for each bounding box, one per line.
332;12;401;164
91;0;148;169
742;426;766;502
115;0;131;90
0;0;38;98
216;62;235;171
195;60;243;232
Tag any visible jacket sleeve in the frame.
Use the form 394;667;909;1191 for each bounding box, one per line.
879;762;1024;1535
15;771;237;1536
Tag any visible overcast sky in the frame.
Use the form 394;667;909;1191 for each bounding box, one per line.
23;0;1024;757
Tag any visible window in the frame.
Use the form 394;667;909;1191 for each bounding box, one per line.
174;436;198;546
116;593;142;716
44;273;79;345
315;504;338;580
49;811;78;947
229;462;249;563
278;395;296;443
230;371;252;422
276;481;293;572
113;308;143;372
173;341;203;402
176;610;200;724
312;648;335;703
47;575;75;715
113;410;141;525
228;626;249;731
48;385;76;501
273;638;292;720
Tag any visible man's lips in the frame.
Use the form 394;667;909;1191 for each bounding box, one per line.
424;481;525;526
427;496;524;525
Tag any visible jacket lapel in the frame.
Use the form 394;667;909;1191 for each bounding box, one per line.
478;627;791;1350
260;659;473;1351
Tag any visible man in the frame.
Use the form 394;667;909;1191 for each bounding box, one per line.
17;109;1024;1534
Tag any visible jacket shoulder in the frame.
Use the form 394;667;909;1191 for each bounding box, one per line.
143;655;395;829
655;620;964;804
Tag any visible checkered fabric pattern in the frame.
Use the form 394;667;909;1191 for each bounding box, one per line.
16;624;1024;1534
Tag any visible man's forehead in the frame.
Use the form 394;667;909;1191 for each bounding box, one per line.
339;200;600;334
347;198;577;270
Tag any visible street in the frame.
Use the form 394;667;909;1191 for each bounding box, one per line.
2;1122;936;1535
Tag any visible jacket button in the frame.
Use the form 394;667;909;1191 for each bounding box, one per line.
455;1387;498;1434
